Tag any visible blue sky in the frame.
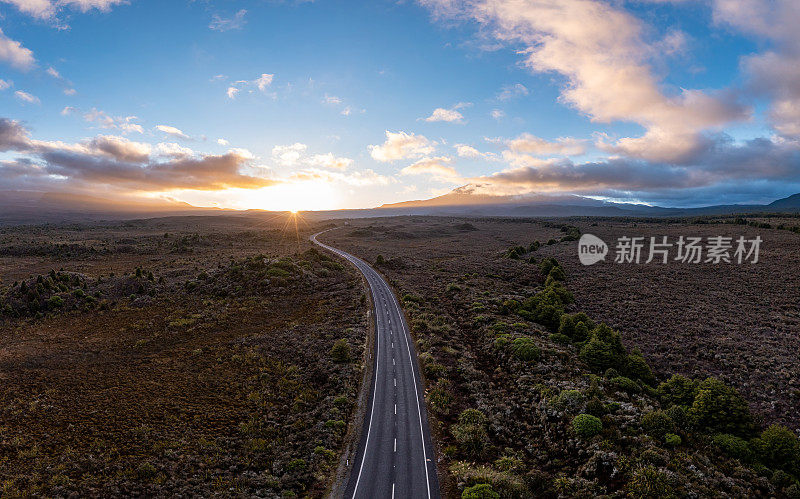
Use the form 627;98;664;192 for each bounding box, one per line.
2;0;800;210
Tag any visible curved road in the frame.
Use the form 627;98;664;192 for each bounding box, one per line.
311;229;440;499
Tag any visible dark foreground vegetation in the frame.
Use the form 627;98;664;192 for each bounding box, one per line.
324;216;800;498
0;215;367;497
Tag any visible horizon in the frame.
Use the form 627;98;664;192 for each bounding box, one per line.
3;0;800;211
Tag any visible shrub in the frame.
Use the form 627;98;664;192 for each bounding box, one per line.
452;410;490;459
549;332;571;345
286;458;307;472
572;414;602;439
626;466;674;498
712;433;752;462
375;254;385;265
688;377;753;436
136;462;158;480
510;337;541;362
664;433;682;447
585;397;606;417
579;338;617;372
641;410;675;441
610;376;641;394
551;389;585;414
752;424;800;474
462;483;500;499
657;375;698;407
329;339;351;363
450;461;530;498
625;352;656;386
665;405;687;428
429;379;454;415
539;257;559;276
547;265;566;281
47;295;64;309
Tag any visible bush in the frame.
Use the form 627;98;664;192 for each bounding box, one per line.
585;397;606;417
664;433;682;447
610;376;641;394
539;257;559;276
712;433;752;462
641;410;675;441
462;483;500;499
657;375;698;407
551;389;585;414
688;377;753;436
329;339;351;363
572;414;602;439
625;352;656;386
752;424;800;474
510;337;541;362
579;338;618;372
665;405;687;428
547;266;566;281
549;332;571;345
626;466;674;498
452;410;490;459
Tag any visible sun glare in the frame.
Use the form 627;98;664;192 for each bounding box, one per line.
237;181;338;212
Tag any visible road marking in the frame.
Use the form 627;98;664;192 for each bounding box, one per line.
392;483;395;499
394;438;397;451
394;404;397;414
394;378;396;386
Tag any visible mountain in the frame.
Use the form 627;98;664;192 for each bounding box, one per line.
377;185;800;218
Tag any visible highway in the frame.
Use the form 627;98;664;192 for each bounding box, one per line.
311;230;440;499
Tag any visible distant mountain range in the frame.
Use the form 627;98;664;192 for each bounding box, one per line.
1;187;799;224
375;185;800;218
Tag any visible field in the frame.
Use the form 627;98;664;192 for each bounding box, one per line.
321;215;800;497
0;215;368;497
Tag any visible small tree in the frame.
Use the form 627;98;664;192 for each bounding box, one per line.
572;414;602;439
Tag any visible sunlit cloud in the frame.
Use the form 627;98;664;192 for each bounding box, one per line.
369;130;436;161
209;9;247;32
155;124;190;140
14;90;40;104
496;83;528;101
0;28;36;70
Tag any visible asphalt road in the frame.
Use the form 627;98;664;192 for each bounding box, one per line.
311;230;440;499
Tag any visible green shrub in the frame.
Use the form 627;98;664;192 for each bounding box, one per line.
329;339;351;363
579;338;617;372
664;433;682;447
539;257;559;276
585;397;606;417
547;265;566;281
375;254;385;265
450;461;530;498
572;414;602;439
462;483;500;499
286;458;307;472
752;424;800;474
665;405;687;428
626;465;674;498
610;376;641;394
687;377;753;436
641;410;675;441
657;375;698;407
452;410;490;459
625;352;656;386
136;462;158;480
549;332;571;345
510;337;541;362
47;295;64;309
712;433;751;462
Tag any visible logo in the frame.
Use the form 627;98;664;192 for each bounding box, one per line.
578;233;608;265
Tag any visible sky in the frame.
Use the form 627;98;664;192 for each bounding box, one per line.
1;0;800;211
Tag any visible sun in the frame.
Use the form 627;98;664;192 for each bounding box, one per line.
237;181;339;211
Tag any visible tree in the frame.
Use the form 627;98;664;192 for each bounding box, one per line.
687;377;753;436
329;339;351;363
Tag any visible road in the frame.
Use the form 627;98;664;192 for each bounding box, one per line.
311;230;440;499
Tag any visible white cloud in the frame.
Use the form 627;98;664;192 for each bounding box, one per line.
217;138;230;146
209;9;247;32
0;79;11;91
422;0;750;163
506;133;587;156
341;106;352;116
369;130;436;162
0;28;36;70
307;152;353;170
496;83;529;101
155;125;189;140
64;88;77;96
324;94;342;105
490;109;505;120
14;90;40;104
272;143;308;166
80;108;143;134
156;142;194;158
0;0;127;25
423;107;465;123
400;156;460;180
226;73;274;99
226;86;240;99
454;143;499;160
255;73;274;91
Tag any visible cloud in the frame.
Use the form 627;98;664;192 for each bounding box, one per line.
0;0;127;27
421;0;750;163
225;73;274;99
324;94;343;105
454;143;499;160
0;117;274;192
400;156;460;180
506;133;587;156
272;143;307;166
209;9;247;32
0;79;11;91
46;66;62;79
0;28;36;70
423;107;465;123
14;90;40;104
155;125;190;140
490;109;505;120
64;88;77;96
369;130;436;161
156;142;194;159
217;138;229;146
496;83;529;101
712;0;800;140
289;168;393;186
306;153;353;170
78;108;143;134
